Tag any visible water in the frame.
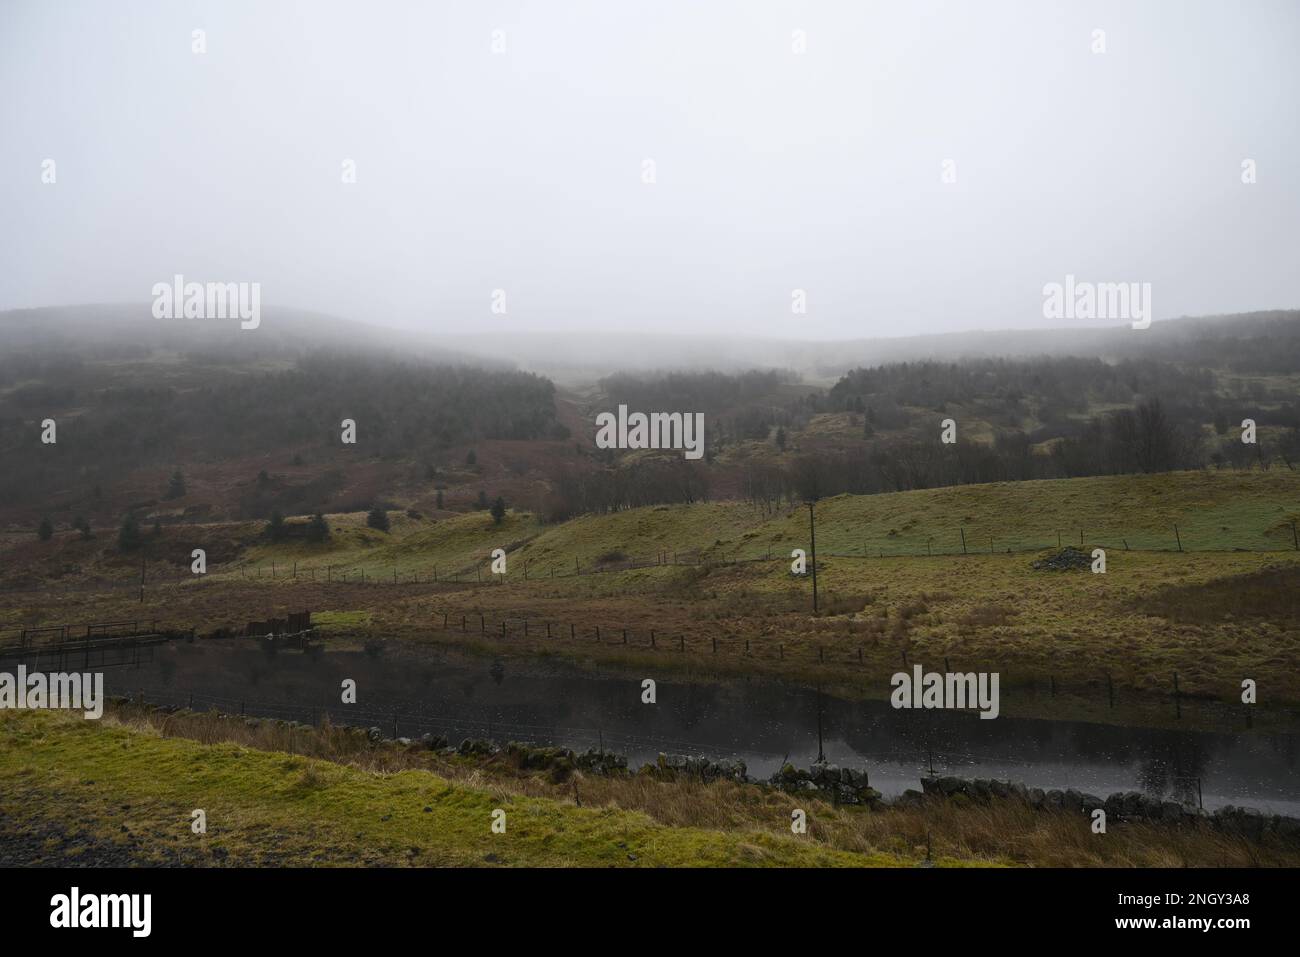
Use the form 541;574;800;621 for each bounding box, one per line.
57;638;1300;815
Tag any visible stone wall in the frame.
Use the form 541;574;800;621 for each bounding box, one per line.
915;774;1300;839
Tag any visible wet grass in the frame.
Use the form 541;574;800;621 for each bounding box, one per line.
6;705;1295;868
0;709;904;868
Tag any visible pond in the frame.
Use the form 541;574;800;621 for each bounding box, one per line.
68;637;1300;815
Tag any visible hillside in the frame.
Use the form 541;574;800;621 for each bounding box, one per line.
4;470;1298;714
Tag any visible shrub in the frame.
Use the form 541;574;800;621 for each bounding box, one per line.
118;513;142;551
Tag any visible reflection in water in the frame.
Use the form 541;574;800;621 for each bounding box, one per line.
69;639;1300;815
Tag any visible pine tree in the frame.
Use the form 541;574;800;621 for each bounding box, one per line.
306;512;330;543
165;469;186;499
490;496;506;525
37;517;53;541
367;507;390;532
118;513;142;551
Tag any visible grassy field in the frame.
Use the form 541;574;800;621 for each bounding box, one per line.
224;468;1300;577
4;706;1295;868
0;709;894;867
3;470;1298;718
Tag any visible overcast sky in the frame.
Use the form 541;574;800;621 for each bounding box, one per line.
2;0;1297;341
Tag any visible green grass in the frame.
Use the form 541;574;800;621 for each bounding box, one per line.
5;470;1298;713
770;470;1300;557
312;610;373;631
0;710;906;867
49;470;1300;589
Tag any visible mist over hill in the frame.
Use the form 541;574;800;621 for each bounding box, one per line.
1;303;1297;534
0;303;501;369
448;310;1300;381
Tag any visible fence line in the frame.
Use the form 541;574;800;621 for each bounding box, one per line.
420;608;1253;724
0;601;1247;722
3;517;1298;599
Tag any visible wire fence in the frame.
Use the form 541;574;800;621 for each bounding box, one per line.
423;607;1261;724
3;514;1298;598
0;596;1275;726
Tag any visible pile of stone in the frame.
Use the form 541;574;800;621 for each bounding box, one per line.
921;775;1038;803
503;741;572;769
1210;805;1300;839
576;748;629;775
769;761;882;806
654;753;748;782
1031;546;1093;571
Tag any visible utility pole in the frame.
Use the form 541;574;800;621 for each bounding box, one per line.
807;499;819;615
816;683;825;764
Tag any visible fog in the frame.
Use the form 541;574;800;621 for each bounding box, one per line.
2;0;1298;345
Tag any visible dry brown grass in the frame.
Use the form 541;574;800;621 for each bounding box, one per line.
1138;564;1300;625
